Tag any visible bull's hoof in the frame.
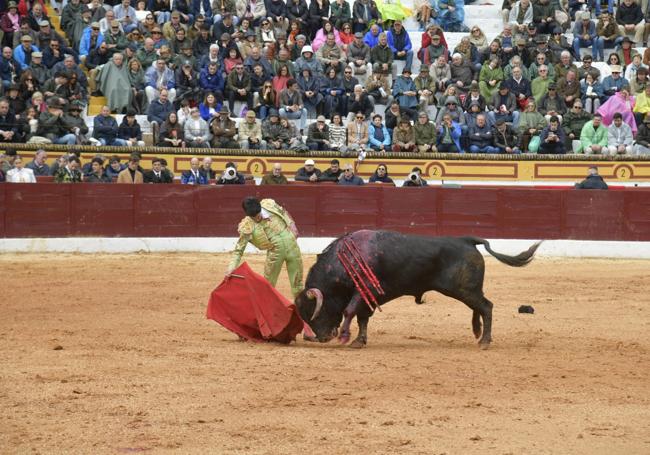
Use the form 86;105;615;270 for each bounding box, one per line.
473;327;482;339
478;342;490;350
302;334;318;342
338;335;350;344
349;339;366;349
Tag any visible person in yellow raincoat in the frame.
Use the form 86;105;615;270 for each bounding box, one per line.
375;0;412;22
227;197;303;297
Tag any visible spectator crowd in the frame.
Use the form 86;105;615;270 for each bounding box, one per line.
0;0;650;158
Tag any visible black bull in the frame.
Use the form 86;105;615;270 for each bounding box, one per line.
295;230;541;349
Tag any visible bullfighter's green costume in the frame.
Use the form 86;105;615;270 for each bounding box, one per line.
227;199;304;297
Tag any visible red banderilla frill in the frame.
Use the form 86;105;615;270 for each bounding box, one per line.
336;240;385;313
345;240;385;295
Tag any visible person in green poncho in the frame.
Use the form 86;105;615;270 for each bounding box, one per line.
97;52;133;113
479;56;504;101
227;197;303;298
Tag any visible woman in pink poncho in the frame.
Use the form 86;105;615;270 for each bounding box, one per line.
597;87;637;134
311;20;343;52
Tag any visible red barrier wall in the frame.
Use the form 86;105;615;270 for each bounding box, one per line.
2;183;650;240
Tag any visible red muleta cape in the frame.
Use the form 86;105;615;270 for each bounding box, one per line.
206;262;305;343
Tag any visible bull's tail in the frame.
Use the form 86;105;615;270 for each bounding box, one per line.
466;237;542;267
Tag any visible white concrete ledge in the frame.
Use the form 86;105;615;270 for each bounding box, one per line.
1;237;650;259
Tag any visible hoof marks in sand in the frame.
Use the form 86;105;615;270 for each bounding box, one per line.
349;339;366;349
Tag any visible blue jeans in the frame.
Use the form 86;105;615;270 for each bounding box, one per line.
258;105;271;120
594;0;614;15
192;0;212;19
603;37;624;48
54;134;76;145
394;50;414;71
213;14;239;25
123;23;138;33
156;11;171;25
279;107;307;130
469;144;500;153
99;138;129;146
488;110;520;128
573;37;603;61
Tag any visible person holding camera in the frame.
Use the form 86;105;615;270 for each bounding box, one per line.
436;113;462;153
217;161;246;184
226;196;303;298
402;166;428;187
539;115;567;154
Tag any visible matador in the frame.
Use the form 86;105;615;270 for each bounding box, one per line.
227;197;304;297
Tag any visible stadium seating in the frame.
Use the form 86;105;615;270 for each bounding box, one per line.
20;0;646;164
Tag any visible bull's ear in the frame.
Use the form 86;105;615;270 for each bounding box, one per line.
305;290;315;299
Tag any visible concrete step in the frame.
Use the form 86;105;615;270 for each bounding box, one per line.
88;96;107;116
83;114;154;145
89;96;107;106
88;105;103;116
45;4;62;33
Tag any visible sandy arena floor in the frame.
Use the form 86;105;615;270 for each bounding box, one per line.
1;253;649;454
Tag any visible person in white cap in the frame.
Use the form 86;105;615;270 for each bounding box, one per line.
36;20;66;51
294;45;323;76
14;34;38;70
294;158;322;182
79;21;104;64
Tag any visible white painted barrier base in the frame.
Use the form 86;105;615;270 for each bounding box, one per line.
1;237;650;259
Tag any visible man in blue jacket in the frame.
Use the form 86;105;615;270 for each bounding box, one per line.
363;23;383;48
93;106;128;146
78;22;104;64
437;112;462;153
181;157;210;184
13;35;39;70
199;61;224;99
146;88;174;124
386;20;413;72
468;114;499;153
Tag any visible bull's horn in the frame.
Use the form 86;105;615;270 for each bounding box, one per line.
306;288;323;321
